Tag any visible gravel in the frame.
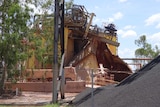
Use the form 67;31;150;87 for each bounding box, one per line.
71;55;160;107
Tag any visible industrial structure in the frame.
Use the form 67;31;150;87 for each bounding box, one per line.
2;1;157;106
5;4;133;101
22;4;132;84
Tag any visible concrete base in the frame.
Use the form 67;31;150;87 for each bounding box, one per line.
5;81;86;93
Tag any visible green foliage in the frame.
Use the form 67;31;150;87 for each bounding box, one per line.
0;104;73;107
135;35;160;58
0;0;31;66
27;0;75;68
0;0;75;84
65;0;74;10
31;15;54;68
134;35;160;66
0;0;33;93
43;104;60;107
0;104;65;107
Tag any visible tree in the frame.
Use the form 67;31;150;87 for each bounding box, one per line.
0;0;32;95
65;0;74;10
32;15;55;68
28;0;55;68
134;35;160;66
0;0;75;95
29;0;74;68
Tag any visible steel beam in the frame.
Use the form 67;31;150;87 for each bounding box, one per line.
52;0;65;103
122;58;153;60
52;0;59;103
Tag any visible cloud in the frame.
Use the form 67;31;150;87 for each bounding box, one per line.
95;6;99;9
92;12;123;26
92;18;109;25
146;32;160;47
148;32;160;42
156;23;160;29
119;0;128;3
113;12;123;20
118;30;137;38
124;25;136;30
107;12;123;23
108;18;114;23
118;48;135;58
145;13;160;29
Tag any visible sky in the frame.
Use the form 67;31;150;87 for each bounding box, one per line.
69;0;160;59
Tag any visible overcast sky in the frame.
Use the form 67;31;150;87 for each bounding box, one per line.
71;0;160;58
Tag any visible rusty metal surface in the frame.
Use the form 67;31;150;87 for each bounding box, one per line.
64;5;88;28
68;37;131;72
64;4;132;74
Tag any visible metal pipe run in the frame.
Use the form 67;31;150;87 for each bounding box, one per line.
122;58;153;60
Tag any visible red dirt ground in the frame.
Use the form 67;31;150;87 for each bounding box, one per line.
0;92;79;106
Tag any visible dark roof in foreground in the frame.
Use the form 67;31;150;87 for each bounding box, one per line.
71;55;160;107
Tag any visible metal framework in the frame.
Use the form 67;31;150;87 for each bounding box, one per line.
52;0;65;103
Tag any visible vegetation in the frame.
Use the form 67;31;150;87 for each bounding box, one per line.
0;104;60;107
134;35;160;66
0;0;57;95
43;104;60;107
0;103;74;107
65;0;74;9
28;0;74;68
0;0;74;95
0;0;32;95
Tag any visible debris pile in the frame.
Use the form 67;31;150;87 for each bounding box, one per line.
71;55;160;107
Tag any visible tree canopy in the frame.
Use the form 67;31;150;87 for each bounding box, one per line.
135;35;160;58
0;0;33;94
134;35;160;67
0;0;75;95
